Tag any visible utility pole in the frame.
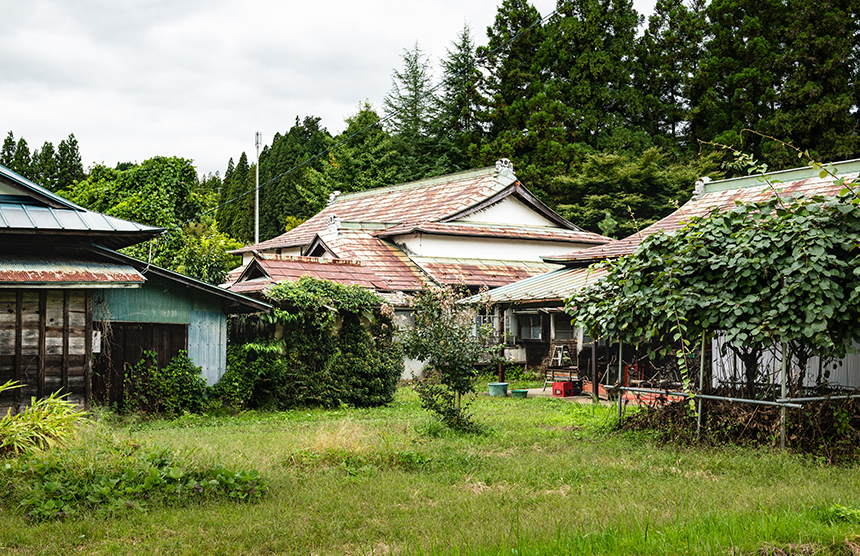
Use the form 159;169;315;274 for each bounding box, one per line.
255;131;261;245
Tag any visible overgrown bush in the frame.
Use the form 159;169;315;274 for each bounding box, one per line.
211;277;403;410
0;435;265;522
124;351;207;416
0;381;88;456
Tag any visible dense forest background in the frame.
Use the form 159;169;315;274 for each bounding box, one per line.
3;0;859;282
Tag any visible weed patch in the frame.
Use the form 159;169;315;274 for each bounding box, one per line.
1;433;266;522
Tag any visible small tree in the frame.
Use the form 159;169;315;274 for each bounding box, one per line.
402;285;499;432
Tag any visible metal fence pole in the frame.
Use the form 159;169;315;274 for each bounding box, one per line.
780;342;787;451
697;332;705;439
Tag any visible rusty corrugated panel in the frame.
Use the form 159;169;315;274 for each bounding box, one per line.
324;231;427;291
0;255;145;285
547;164;860;264
376;222;610;245
234;167;507;254
467;265;609;305
410;256;555;288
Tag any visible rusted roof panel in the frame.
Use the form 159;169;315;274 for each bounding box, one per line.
546;162;860;264
410;256;555;288
465;265;609;305
324;231;428;291
375;221;610;245
0;255;145;286
226;255;381;295
234;167;510;254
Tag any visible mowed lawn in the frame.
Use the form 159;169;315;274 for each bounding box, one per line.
1;388;859;555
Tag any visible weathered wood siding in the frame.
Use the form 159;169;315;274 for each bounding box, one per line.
92;322;188;406
0;289;91;412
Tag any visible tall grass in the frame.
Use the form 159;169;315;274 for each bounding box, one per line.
0;389;858;555
0;381;87;455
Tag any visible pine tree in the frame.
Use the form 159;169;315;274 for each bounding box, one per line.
34;141;58;190
383;42;445;182
56;134;85;191
434;24;485;171
1;132;15;168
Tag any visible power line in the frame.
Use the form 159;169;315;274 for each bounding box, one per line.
167;2;568;237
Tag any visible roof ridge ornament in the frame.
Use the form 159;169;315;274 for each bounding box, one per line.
494;158;517;187
693;176;711;200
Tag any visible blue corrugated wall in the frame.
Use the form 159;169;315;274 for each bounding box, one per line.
94;276;228;385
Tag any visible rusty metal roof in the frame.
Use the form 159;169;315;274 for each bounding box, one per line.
409;256;556;288
465;265;609;305
321;231;428;291
233;166;598;255
0;255;145;287
226;255;381;294
375;222;610;244
546;160;860;265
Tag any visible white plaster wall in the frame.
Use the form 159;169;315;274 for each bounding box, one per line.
455;197;558;227
395;233;592;262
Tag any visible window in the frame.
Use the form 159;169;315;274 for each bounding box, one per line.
475;314;500;343
554;313;576;340
518;313;542;340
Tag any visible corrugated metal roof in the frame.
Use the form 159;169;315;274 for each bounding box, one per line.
226;255;381;294
375;222;609;244
322;231;428;291
466;265;608;305
233;167;511;254
409;256;556;288
546;160;860;265
0;255;145;287
0;164;163;249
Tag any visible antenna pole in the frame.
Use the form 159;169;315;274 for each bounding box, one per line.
255;131;261;245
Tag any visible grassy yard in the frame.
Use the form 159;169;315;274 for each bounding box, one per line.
1;388;859;555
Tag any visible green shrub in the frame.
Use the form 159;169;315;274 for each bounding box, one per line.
0;435;266;522
0;381;88;456
212;277;403;410
124;351;207;416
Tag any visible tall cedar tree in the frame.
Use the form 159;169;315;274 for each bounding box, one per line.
11;137;32;179
434;24;485;172
33;141;58;190
548;0;644;153
55;134;85;191
258;116;331;241
634;0;708;155
767;0;860;166
217;152;253;242
689;0;786;162
475;0;555;184
1;132;16;168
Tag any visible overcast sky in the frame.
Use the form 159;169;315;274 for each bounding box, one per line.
1;0;656;178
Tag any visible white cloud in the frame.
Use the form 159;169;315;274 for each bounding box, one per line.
0;0;653;177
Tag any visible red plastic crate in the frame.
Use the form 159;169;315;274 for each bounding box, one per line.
552;381;575;397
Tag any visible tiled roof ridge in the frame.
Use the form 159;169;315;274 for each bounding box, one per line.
332;166;497;203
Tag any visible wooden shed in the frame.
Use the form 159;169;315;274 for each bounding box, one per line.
0;164;268;412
